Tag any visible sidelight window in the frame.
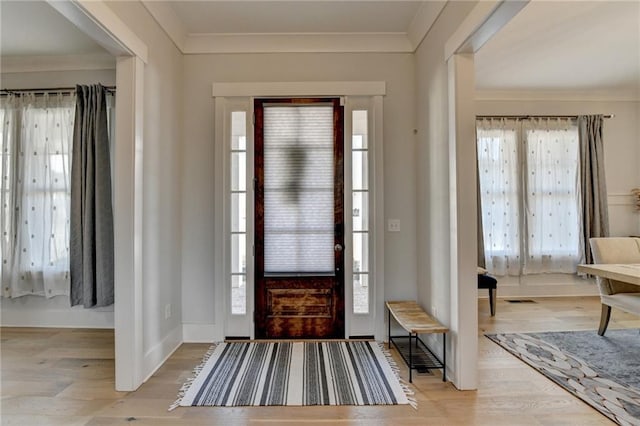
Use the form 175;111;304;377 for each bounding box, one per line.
352;110;369;314
230;111;247;314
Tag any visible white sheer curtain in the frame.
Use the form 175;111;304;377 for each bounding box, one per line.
477;117;581;276
477;118;521;276
1;93;75;298
523;118;581;273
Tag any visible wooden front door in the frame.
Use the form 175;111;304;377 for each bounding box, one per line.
254;98;344;339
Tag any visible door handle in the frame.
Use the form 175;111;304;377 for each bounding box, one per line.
334;243;343;252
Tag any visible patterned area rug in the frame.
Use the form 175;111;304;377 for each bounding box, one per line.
487;330;640;425
171;341;414;409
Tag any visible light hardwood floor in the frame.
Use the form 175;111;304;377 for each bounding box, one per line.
2;296;639;425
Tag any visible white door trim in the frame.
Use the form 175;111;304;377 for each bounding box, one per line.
212;82;386;341
49;0;148;391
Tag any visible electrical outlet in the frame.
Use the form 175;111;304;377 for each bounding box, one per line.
432;306;438;317
164;303;171;319
388;219;401;232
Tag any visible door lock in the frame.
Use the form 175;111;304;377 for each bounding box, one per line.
335;243;343;252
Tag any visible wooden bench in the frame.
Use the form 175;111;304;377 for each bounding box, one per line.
386;301;449;383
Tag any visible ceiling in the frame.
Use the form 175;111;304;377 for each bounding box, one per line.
141;1;444;53
0;1;109;57
475;0;640;95
1;0;638;95
168;1;422;34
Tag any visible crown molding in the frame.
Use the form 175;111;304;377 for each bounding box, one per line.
407;1;447;50
141;0;187;52
1;54;116;73
476;89;640;102
185;32;413;54
211;81;386;97
141;0;441;54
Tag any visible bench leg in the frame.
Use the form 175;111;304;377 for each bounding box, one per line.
442;333;446;382
408;332;413;383
388;308;391;350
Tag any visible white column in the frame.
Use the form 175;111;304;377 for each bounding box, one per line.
114;56;145;391
447;53;478;390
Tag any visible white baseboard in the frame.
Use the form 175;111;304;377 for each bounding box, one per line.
477;274;599;299
1;297;114;328
143;325;183;382
182;323;222;343
479;281;599;299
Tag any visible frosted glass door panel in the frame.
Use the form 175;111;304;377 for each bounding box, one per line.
263;105;335;273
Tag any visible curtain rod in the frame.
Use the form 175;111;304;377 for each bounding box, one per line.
1;85;116;96
477;114;613;119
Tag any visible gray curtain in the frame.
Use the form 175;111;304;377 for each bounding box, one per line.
578;115;610;265
70;85;114;307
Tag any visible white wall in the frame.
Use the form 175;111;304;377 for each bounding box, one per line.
0;67;117;328
476;97;640;237
104;1;184;379
415;0;478;387
181;53;417;338
0;68;116;90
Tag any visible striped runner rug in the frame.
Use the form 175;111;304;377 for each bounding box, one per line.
171;341;413;408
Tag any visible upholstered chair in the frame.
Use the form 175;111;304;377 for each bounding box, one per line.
589;237;640;336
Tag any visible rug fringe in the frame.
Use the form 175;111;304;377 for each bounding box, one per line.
168;343;219;411
377;342;417;410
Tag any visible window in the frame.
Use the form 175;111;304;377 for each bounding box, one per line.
262;104;336;274
477;117;581;276
1;93;75;298
352;110;369;314
230;111;247;314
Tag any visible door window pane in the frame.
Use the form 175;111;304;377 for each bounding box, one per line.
263;105;335;273
232;112;246;149
352;232;369;273
352;191;368;232
352;110;368;148
353;273;369;314
231;152;246;191
231;193;246;233
231;274;246;315
352;151;368;190
231;234;246;274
